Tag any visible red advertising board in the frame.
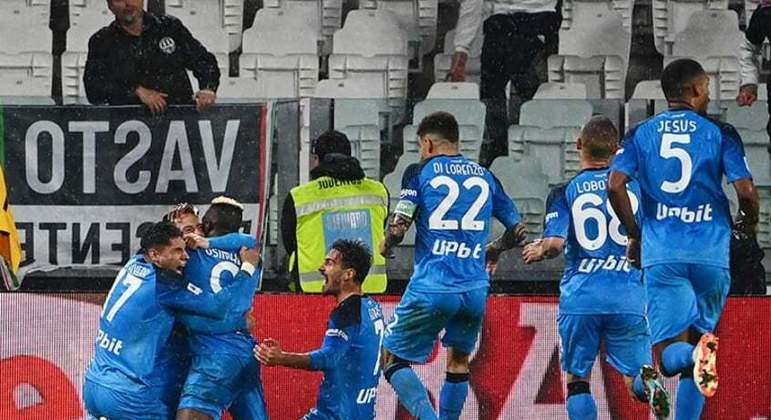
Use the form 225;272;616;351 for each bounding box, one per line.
1;294;770;419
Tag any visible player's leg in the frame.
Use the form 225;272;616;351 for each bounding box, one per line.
228;355;269;420
177;353;248;420
558;314;601;420
84;378;173;419
437;287;487;420
689;264;730;397
382;289;460;420
603;314;670;419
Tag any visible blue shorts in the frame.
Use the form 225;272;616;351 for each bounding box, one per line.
558;314;652;378
383;287;487;363
83;379;172;420
645;264;730;345
178;353;268;420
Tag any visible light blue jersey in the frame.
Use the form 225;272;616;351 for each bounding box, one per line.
544;168;645;315
611;109;752;268
305;295;385;420
397;155;521;293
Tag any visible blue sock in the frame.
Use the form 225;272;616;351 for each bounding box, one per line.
385;364;437;420
632;374;647;402
661;342;694;376
675;376;705;420
566;382;597;420
439;372;469;420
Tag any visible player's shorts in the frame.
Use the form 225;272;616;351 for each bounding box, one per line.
83;379;173;419
645;263;730;345
383;286;487;363
178;352;268;420
558;314;652;378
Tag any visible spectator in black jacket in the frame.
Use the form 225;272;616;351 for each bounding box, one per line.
84;0;220;114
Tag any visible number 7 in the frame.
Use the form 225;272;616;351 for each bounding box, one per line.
102;274;143;322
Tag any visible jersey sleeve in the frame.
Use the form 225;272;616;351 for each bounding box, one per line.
156;267;256;319
610;130;640;178
543;185;570;239
490;175;522;229
207;233;258;252
393;163;422;219
720;124;753;182
309;300;361;371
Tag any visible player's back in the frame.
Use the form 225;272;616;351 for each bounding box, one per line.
86;255;178;395
546;168;645;315
615;109;751;268
314;295;384;419
403;154;520;293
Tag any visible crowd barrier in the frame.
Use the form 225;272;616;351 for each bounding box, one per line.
1;294;769;419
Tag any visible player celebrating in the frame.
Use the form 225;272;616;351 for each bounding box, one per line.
170;198;268;420
255;240;385;419
379;112;527;420
83;222;259;419
608;59;759;419
523;116;670;420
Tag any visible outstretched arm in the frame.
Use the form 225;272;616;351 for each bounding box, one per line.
522;237;565;264
486;223;527;274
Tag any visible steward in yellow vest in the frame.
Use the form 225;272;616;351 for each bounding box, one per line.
281;131;389;293
0;165;22;290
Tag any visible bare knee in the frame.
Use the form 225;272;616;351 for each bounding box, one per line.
176;409;213;420
446;347;470;373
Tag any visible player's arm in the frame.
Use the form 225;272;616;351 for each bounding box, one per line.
381;164;422;257
522;184;569;264
186;232;258;252
738;9;766;106
721;124;760;233
486;176;528;273
254;328;354;371
522;237;565;263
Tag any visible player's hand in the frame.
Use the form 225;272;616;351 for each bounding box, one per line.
522;239;545;264
446;51;468;82
379;239;391;259
734;210;759;235
626;237;641;269
513;223;528;246
194;89;216;112
184;233;208;249
240;246;261;267
736;84;758;107
135;86;168;115
485;244;501;275
254;338;282;366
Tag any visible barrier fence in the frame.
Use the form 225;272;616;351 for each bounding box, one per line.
1;294;769;419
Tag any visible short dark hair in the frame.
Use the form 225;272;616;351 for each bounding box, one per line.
312;130;352;160
203;202;243;234
331;239;372;284
417;111;459;144
141;222;182;252
580;115;619;159
661;59;706;101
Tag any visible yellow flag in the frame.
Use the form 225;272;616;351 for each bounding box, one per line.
0;165;21;274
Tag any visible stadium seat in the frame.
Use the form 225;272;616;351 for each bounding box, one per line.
0;1;52;100
426;82;479;99
560;0;634;30
409;93;486;161
0;53;54;101
666;10;744;104
519;99;594;129
360;0;438;64
433;27;483;85
534;82;588;99
548;11;631;99
625;80;666;129
328;10;410;107
239;8;319;98
652;0;728;56
164;0;243;53
333;99;383;179
262;0;342;55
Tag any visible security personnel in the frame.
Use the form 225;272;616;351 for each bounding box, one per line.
84;0;220;114
281;131;389;293
0;165;22;290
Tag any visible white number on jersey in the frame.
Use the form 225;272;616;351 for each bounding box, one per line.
660;133;692;193
209;261;240;293
572;192;639;250
428;176;490;231
101;272;143;323
372;319;386;375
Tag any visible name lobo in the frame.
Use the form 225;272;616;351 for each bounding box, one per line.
432;240;482;259
656;203;713;223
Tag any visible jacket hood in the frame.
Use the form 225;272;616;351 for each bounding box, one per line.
310;153;366;181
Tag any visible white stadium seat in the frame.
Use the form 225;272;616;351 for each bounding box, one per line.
328;10;409;107
426;82;479;99
433;27;483;85
548;11;630;99
561;0;634;30
0;1;52;101
334;99;383;179
262;0;342;55
360;0;438;63
239;8;319;98
0;53;53;101
488;152;551;238
165;0;243;53
652;0;727;56
534;82;588;99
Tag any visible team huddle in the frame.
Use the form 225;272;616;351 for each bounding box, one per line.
84;58;757;420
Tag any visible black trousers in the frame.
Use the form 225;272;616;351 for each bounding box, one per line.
481;11;561;149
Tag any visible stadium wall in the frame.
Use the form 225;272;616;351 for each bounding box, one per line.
1;294;769;419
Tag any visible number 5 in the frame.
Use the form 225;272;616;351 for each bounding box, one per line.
660;133;692;193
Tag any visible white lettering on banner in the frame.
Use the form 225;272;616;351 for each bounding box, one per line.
114;120;153;194
199;120;239;192
655;203;713;223
156;121;199;193
25;121;65;194
69;121;110;194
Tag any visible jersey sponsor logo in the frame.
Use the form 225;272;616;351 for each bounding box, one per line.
356;387;378;405
655;202;713;223
576;256;632;274
127;263;151;279
158;37;176;54
399;188;418;199
317;178;362;189
544;211;559;224
431;239;482;259
186;282;203;295
95;329;124;356
325;328;349;341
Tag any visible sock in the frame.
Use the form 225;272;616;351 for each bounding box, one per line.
661;342;695;376
566;381;597;420
675;375;705;420
632;374;648;402
439;372;469;420
385;364;438;420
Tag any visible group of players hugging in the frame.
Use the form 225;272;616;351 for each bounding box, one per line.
84;58;756;420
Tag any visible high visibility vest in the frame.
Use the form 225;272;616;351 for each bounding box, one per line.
0;166;21;283
290;176;389;293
